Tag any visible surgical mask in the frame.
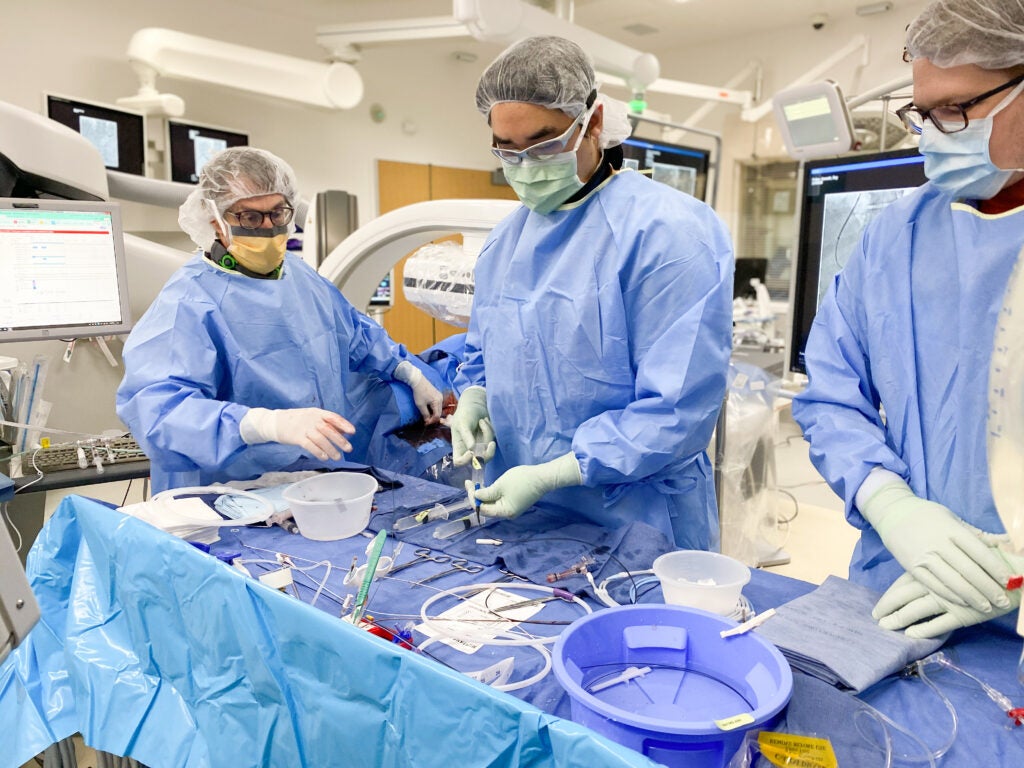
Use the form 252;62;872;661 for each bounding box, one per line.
501;114;591;215
919;79;1024;200
227;225;289;274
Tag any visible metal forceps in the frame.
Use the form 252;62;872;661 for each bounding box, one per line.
388;548;451;576
415;559;485;585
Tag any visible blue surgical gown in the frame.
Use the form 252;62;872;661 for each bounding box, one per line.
793;184;1024;592
117;253;415;492
455;170;734;549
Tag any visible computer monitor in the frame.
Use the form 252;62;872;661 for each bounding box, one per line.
370;272;393;308
167;119;248;184
45;94;146;176
621;137;710;200
788;147;927;374
0;198;133;341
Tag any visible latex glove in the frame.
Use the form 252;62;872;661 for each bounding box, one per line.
873;566;1022;639
448;386;496;467
859;479;1013;611
240;407;355;461
471;452;582;520
394;360;443;424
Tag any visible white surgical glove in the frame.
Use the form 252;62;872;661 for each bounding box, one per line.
240;407;355;461
470;452;582;520
394;360;443;424
858;478;1013;612
448;386;496;467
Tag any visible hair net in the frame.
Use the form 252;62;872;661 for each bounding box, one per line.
906;0;1024;69
178;147;299;251
476;36;596;119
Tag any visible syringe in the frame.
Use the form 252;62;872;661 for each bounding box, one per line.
393;498;474;532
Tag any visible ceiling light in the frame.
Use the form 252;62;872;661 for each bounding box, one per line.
856;2;894;16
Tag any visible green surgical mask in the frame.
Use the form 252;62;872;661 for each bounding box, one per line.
500;118;590;214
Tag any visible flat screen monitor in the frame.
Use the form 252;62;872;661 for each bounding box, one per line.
789;147;927;374
167;119;249;184
621;137;710;200
370;271;393;308
0;198;133;341
45;94;146;176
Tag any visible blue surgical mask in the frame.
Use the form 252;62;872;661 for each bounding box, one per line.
919;79;1024;200
500;109;593;214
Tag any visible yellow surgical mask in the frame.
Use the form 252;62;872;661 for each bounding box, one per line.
227;225;289;274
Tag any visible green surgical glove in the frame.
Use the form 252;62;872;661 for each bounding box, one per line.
471;452;582;520
873;566;1022;639
448;386;496;466
859;479;1013;612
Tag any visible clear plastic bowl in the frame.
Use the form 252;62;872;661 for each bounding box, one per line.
652;550;751;615
282;472;378;541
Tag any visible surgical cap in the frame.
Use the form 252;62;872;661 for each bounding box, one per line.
476;36;596;119
475;36;633;150
906;0;1024;70
178;147;299;251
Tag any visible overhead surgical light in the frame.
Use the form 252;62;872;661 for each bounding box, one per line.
126;28;364;110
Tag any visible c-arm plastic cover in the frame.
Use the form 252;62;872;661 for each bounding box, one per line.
0;496;658;768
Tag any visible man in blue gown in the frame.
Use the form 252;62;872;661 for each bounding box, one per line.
117;147;441;492
450;36;734;550
793;0;1024;637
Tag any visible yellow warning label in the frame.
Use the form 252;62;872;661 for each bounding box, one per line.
757;732;838;768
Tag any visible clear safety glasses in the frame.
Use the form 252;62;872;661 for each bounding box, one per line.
225;206;295;229
896;73;1024;134
490;106;593;165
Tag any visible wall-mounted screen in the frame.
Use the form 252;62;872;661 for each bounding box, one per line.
0;198;133;342
621;137;710;201
45;94;146;176
789;148;927;374
167;119;248;184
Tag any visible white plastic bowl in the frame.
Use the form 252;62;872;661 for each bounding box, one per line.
282;472;378;541
652;550;751;615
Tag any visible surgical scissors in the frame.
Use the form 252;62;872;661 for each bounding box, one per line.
415;559;485;585
388;548;451;576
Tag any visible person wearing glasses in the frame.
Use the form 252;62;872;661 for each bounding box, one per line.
793;0;1024;638
117;147;441;493
448;36;734;549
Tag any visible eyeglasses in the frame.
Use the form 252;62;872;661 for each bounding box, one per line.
225;206;294;229
490;107;592;165
895;74;1024;134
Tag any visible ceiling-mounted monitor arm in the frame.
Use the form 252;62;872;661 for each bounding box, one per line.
741;34;870;123
627;113;722;209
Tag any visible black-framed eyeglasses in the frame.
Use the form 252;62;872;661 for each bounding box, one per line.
895;73;1024;134
225;206;294;228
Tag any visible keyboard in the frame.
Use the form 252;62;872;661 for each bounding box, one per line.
14;434;147;477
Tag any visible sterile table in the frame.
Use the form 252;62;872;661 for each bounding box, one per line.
1;470;1023;767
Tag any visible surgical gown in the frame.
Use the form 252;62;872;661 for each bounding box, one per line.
793;184;1024;592
117;253;414;492
456;170;734;549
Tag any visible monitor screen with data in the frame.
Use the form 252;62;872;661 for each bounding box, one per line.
45;94;146;176
789;148;927;373
0;198;133;341
167;120;249;183
621;137;710;200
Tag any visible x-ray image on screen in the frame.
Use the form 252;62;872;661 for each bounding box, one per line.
193;135;228;178
651;163;697;197
816;188;916;307
79;116;120;168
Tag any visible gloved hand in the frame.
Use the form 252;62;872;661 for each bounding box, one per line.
240;407;355;461
394;360;443;424
859;479;1013;611
470;452;582;520
873;560;1022;639
448;386;496;466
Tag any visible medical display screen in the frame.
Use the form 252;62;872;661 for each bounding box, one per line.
789;148;927;373
167;120;249;184
45;95;146;176
621;138;710;200
370;272;393;307
0;200;133;341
